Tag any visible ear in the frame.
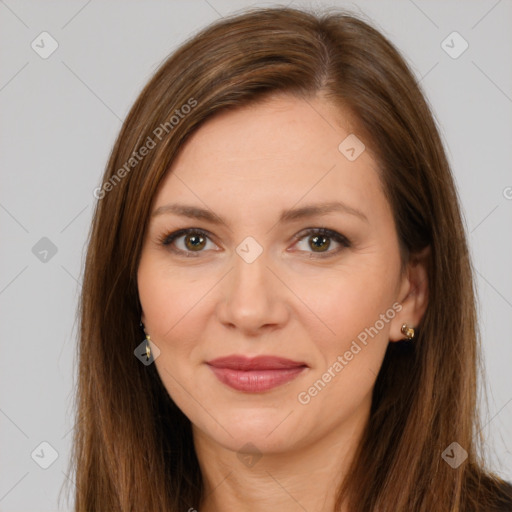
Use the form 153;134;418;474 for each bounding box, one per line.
389;246;430;342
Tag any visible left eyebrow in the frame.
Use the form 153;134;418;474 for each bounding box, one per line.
279;201;368;224
151;200;368;225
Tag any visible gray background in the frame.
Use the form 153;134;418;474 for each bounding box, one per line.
0;0;511;510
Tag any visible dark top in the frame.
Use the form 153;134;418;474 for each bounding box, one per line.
492;480;512;511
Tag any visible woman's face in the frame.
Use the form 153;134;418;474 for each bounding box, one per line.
138;93;416;456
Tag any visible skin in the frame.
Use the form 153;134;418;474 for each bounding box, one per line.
137;93;429;512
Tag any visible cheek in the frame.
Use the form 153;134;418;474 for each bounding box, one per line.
137;259;219;363
138;264;211;409
139;256;199;334
289;264;399;408
291;273;394;422
293;265;397;348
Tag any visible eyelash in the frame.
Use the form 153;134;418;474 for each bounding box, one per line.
158;227;351;259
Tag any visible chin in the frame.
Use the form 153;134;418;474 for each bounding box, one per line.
193;408;302;453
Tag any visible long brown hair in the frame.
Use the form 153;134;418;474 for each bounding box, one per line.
64;6;510;511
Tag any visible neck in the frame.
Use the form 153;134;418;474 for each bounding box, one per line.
193;404;369;512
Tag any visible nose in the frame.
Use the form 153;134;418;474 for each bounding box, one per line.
215;249;290;336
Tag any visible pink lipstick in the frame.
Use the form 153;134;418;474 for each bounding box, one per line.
206;355;308;392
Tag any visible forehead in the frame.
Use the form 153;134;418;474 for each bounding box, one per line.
152;94;388;225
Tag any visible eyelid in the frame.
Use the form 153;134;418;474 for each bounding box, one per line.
159;227;350;258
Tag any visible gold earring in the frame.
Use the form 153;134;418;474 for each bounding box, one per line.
401;323;415;340
145;334;152;361
140;320;152;360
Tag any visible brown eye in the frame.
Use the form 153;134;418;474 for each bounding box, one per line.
293;228;350;258
184;233;206;251
161;228;216;256
309;234;331;252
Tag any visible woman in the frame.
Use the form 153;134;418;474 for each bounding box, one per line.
67;6;512;511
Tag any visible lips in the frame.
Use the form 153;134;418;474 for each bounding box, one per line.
207;355;307;370
206;355;308;392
